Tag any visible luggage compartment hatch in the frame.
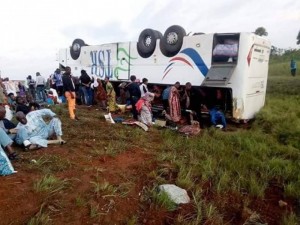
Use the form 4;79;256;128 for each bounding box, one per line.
202;64;236;86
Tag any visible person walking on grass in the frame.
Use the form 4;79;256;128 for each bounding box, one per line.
62;66;78;120
290;59;297;76
104;77;117;112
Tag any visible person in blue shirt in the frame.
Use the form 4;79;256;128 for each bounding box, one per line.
0;129;17;175
290;59;297;76
162;86;171;111
203;89;227;129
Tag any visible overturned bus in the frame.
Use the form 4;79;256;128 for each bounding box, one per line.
57;25;271;121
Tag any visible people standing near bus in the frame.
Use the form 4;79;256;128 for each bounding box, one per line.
62;67;78;120
168;82;181;122
36;72;46;102
95;78;107;110
182;82;204;128
80;70;93;107
290;59;297;76
53;69;64;97
139;78;149;97
126;75;141;120
162;86;171;112
104;77;117;112
27;75;36;100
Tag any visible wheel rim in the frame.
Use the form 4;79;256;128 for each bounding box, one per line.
144;35;152;47
166;32;178;45
72;43;81;52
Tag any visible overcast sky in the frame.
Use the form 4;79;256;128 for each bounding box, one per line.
0;0;299;80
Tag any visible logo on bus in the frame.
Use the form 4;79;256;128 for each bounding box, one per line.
162;48;209;80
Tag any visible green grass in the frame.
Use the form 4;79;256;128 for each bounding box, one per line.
29;155;72;173
27;213;51;225
147;62;300;223
34;174;70;198
152;188;178;211
27;203;52;225
281;212;299;225
25;56;300;224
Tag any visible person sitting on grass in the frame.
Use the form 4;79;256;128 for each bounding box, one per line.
15;109;66;150
46;90;58;105
202;89;227;129
0;128;18;161
136;92;155;127
0;106;18;140
7;93;16;110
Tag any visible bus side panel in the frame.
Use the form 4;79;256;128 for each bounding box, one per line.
80;44;119;79
129;35;213;86
229;34;270;120
243;44;270;119
218;33;254;120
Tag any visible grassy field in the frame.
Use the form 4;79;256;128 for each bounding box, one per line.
1;56;300;225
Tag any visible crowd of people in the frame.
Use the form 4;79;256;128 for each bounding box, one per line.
0;68;227;176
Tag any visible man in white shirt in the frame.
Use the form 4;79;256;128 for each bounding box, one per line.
139;78;149;97
36;72;46;102
15;109;65;150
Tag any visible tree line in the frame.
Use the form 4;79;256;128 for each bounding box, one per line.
254;27;300;56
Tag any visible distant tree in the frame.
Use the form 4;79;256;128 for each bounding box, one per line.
297;30;300;45
271;46;278;55
254;27;268;36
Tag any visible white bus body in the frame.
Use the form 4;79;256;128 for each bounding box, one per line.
58;26;271;120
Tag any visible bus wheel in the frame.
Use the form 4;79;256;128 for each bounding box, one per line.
137;29;162;58
160;25;186;57
70;39;86;60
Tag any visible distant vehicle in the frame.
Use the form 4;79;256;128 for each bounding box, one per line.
57;25;271;121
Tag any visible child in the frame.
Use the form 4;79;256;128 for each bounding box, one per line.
46;90;58;105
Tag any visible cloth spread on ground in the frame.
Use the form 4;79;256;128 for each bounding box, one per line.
122;119;149;131
178;125;200;136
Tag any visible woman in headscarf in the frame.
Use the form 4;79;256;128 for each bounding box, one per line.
95;78;107;110
136;92;155;126
168;82;181;122
104;77;117;112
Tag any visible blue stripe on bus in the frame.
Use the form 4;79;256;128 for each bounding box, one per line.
180;48;209;76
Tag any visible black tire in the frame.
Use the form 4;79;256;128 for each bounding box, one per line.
160;25;186;57
137;29;162;58
70;39;86;60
